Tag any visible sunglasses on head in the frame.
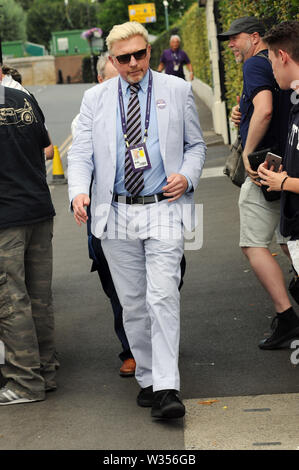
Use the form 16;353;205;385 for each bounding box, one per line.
115;48;147;64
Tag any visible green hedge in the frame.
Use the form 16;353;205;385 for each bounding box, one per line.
218;0;299;110
150;3;212;87
180;3;212;86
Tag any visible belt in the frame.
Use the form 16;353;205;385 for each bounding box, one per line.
113;193;169;205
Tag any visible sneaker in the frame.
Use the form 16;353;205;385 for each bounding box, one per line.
259;313;299;350
45;383;57;393
0;386;43;406
151;390;185;419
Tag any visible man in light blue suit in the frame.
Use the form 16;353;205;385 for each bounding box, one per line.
68;21;206;420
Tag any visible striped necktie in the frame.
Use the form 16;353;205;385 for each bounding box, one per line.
124;83;144;196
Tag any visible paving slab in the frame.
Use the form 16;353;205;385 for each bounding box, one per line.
185;393;299;450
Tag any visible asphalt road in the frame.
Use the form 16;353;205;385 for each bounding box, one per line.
1;84;299;452
27;83;91;147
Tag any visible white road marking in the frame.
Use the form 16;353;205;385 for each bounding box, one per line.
201;166;225;179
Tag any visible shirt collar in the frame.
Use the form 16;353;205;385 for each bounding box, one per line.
120;69;150;96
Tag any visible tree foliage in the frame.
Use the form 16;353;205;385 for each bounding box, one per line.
25;0;196;49
26;0;66;47
97;0;195;37
15;0;34;10
26;0;98;48
64;0;98;30
0;0;27;42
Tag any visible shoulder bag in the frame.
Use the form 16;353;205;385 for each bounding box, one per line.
223;133;246;187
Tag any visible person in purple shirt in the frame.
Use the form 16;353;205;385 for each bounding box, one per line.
158;35;194;80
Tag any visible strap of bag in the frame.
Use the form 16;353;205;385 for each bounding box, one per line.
255;51;270;62
254;51;281;150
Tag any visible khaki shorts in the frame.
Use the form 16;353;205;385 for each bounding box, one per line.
239;177;289;247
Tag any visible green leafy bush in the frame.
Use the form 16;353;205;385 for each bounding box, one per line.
1;0;27;42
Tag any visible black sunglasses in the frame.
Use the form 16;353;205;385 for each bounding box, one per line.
115;48;147;64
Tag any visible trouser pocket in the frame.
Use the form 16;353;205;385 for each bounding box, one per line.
0;272;13;319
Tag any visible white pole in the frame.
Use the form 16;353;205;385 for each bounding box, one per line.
206;0;229;144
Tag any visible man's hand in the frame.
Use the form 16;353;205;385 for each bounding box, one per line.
162;173;188;202
243;153;261;186
72;193;90;226
231;96;241;127
258;162;286;192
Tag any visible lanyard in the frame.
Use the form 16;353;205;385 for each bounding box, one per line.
118;70;153;147
172;51;179;64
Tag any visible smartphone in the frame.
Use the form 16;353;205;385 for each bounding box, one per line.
265;152;282;172
248;149;269;171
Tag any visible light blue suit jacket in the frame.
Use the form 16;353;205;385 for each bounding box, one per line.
68;70;206;237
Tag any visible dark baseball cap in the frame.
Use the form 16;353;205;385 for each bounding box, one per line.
217;16;265;41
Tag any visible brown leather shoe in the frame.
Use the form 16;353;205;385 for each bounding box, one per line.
119;358;136;377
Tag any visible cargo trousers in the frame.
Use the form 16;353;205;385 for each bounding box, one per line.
0;219;58;400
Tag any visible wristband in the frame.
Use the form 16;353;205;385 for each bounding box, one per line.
281;176;289;190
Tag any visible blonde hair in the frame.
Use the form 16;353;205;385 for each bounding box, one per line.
106;21;148;54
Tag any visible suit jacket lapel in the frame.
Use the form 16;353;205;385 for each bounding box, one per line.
103;78;118;166
153;72;170;161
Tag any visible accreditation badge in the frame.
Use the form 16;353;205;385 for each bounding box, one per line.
128;143;152;172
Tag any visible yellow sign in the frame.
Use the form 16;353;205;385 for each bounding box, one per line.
128;3;156;24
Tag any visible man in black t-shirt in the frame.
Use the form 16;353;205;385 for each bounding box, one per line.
0;73;57;405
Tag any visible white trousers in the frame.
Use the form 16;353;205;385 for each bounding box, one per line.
101;200;184;392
